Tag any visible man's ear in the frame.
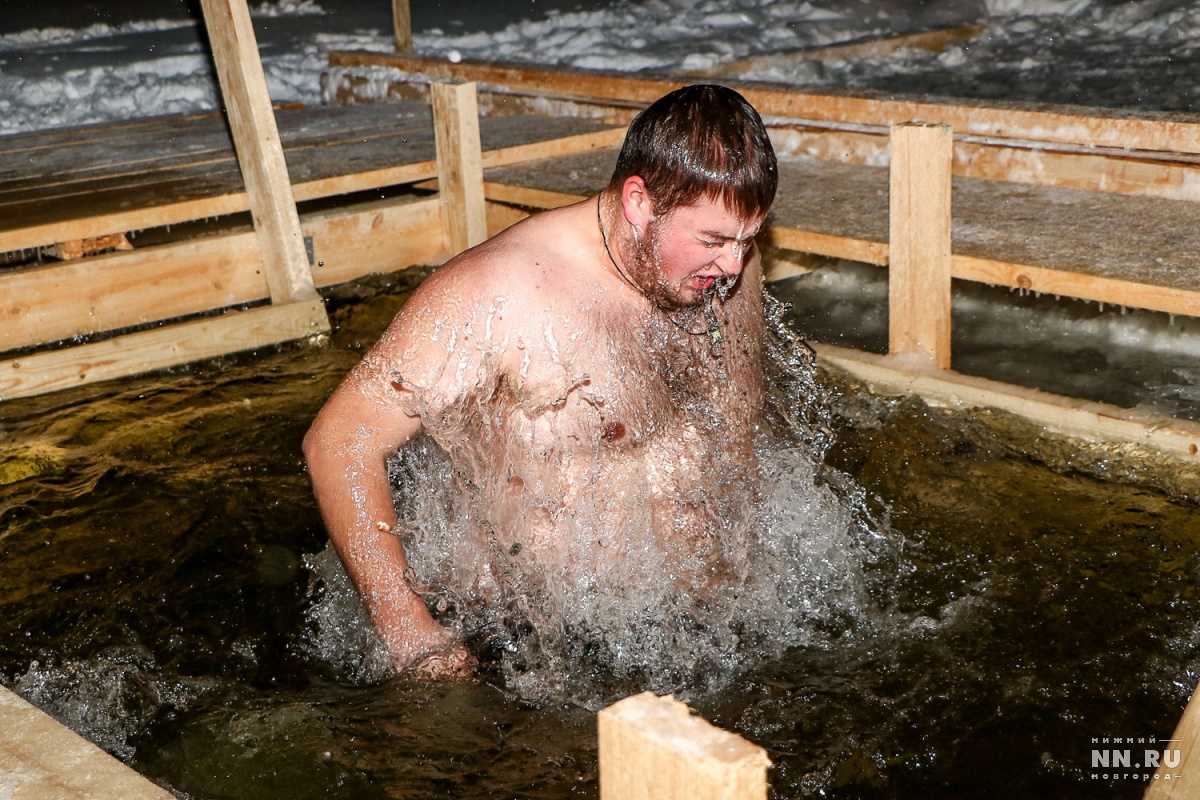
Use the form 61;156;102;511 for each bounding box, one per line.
619;175;653;229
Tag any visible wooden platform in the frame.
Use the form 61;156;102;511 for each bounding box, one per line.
0;90;624;401
333;54;1200;322
7;44;1200;463
0;102;620;256
486;147;1200;318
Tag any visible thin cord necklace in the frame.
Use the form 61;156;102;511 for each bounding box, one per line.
596;195;725;358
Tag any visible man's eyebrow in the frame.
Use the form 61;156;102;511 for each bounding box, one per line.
700;228;761;241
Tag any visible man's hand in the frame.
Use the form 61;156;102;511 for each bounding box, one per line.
413;643;477;679
383;615;476;679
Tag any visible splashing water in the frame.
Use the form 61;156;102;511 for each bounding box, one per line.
305;291;906;707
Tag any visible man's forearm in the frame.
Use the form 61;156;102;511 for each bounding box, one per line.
305;440;451;667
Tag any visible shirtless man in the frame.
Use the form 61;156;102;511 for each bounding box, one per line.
303;84;779;674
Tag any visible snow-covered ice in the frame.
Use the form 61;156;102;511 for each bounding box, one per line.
1;0;1198;136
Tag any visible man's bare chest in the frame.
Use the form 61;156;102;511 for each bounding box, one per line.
500;316;736;452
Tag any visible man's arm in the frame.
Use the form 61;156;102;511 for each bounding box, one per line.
303;373;460;670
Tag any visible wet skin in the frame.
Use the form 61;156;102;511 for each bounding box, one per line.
303;177;768;674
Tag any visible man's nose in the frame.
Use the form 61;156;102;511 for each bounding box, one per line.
715;241;746;275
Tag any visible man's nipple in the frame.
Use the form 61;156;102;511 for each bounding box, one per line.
601;419;627;442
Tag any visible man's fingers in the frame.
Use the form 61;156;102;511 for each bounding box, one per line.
412;644;477;679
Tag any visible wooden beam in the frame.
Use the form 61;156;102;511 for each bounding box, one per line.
952;254;1200;320
598;692;770;800
431;81;488;254
0;125;621;257
813;342;1200;459
392;0;412;53
304;196;446;286
0;194;253;258
328;53;1200;156
0;300;328;401
481;126;626;169
199;0;322;308
1145;681;1199;799
0;685;175;799
889;121;953;367
0;196;445;354
768;127;1200;203
769;226;889;267
482;181;587;212
479;171;1200;321
687;24;986;78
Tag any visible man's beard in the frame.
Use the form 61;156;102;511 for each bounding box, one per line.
623;217;738;313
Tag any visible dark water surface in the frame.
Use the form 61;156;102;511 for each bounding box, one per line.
1;270;1199;799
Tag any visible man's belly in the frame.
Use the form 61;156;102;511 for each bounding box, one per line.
446;416;758;595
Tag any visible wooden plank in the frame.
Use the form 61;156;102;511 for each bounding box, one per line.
481;162;1200;318
952;255;1200;320
0;196;445;353
0;231;266;352
0;685;175;800
0;106;433;200
0;112;225;168
325;69;645;126
0;110;614;256
889;122;953;367
199;0;319;306
687;24;986;78
484;148;1200;317
0;195;253;260
598;692;770;800
305;196;446;286
1145;681;1199;798
326;70;1200;203
483;181;588;212
328;53;1200;156
481;126;626;169
769;126;1200;203
0;105;600;210
392;0;412;53
431;81;488;253
768;227;888;266
0;299;329;401
813;342;1200;459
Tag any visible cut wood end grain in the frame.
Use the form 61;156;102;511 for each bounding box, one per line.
600;692;771;769
44;233;134;261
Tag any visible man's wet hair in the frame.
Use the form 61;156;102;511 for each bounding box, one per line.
608;84;778;220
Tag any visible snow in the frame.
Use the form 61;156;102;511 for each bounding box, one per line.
1;0;1198;137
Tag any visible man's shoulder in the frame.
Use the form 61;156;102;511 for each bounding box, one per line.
425;206;598;307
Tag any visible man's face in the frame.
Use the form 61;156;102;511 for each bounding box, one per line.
626;196;765;311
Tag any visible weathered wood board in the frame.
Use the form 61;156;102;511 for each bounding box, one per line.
484;147;1200;318
327;53;1200;156
0;102;621;255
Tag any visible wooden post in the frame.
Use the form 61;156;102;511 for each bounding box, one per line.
888;121;953;368
393;0;412;53
1145;681;1200;799
431;81;488;255
598;692;770;800
198;0;324;309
